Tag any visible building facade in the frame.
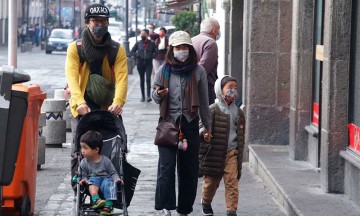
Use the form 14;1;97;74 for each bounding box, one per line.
209;0;360;211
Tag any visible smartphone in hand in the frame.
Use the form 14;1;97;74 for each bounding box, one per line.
157;84;165;90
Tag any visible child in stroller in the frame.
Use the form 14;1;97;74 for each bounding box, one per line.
78;130;122;215
73;110;140;216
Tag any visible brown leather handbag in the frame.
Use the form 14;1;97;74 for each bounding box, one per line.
154;120;179;146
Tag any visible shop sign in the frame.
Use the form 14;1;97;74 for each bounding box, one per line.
312;102;319;127
348;123;360;154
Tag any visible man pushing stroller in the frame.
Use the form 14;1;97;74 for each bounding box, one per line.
78;130;123;215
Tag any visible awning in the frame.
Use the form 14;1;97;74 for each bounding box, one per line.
164;0;197;9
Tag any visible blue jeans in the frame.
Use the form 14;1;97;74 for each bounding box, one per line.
89;177;117;201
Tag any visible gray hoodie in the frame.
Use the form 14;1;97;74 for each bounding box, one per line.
214;75;239;151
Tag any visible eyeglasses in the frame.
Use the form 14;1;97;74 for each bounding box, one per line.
90;19;108;25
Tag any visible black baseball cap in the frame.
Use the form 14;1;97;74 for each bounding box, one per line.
84;3;110;19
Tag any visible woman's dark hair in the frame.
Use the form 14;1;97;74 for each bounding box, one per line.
80;130;103;154
160;27;167;34
165;45;198;66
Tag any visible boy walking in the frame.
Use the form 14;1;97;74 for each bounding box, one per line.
78;131;122;215
199;76;245;216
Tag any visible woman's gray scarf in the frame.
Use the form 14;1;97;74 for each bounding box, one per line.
81;28;112;74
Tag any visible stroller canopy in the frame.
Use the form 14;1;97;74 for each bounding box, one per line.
75;110;127;152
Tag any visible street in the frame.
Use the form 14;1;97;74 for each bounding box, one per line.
0;46;286;216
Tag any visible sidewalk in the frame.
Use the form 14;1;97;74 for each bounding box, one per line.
249;145;360;216
34;71;286;215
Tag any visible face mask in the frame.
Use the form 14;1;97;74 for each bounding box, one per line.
159;32;165;37
224;89;238;101
149;29;154;34
141;36;147;41
92;26;108;37
216;32;221;41
173;50;189;62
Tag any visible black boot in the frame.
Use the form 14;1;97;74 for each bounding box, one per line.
146;86;152;101
140;94;145;102
147;95;152;102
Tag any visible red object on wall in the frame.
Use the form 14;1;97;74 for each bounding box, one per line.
312;102;319;127
348;123;360;155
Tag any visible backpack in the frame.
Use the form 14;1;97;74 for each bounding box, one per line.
64;39;120;97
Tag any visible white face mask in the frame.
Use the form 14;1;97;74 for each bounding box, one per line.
216;32;221;40
173;50;189;62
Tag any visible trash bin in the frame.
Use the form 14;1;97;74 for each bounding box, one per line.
0;66;30;215
0;66;30;185
2;84;46;215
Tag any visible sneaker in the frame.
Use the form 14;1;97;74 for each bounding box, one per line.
201;201;214;216
226;211;237;216
159;209;171;216
91;199;106;209
100;206;114;215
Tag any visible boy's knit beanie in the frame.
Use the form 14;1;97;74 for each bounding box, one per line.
221;76;238;90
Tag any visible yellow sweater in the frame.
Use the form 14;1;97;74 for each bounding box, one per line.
65;41;128;118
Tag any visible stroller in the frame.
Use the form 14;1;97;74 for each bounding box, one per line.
73;110;141;216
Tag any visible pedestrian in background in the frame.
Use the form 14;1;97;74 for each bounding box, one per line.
153;27;169;75
28;24;35;46
34;24;40;47
152;30;212;216
131;29;157;102
192;18;221;105
20;22;27;44
65;3;128;192
199;75;245;216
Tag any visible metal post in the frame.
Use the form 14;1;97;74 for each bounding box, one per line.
135;0;138;43
123;0;130;55
73;0;76;37
199;0;202;29
59;0;62;27
8;0;18;67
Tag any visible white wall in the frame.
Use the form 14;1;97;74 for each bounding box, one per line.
206;0;227;78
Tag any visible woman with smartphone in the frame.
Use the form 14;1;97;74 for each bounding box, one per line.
152;31;212;216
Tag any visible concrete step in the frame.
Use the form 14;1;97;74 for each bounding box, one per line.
249;144;360;216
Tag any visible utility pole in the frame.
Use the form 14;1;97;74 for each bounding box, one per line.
123;0;129;55
59;0;62;27
135;0;138;43
73;0;76;37
9;0;18;67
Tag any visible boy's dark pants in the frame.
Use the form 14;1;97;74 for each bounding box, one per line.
155;117;200;214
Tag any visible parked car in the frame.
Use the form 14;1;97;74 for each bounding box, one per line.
108;26;123;42
109;18;126;42
45;28;74;54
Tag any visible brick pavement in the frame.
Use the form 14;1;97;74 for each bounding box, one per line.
0;46;286;215
34;73;286;216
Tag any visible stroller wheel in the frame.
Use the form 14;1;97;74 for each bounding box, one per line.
21;196;31;216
